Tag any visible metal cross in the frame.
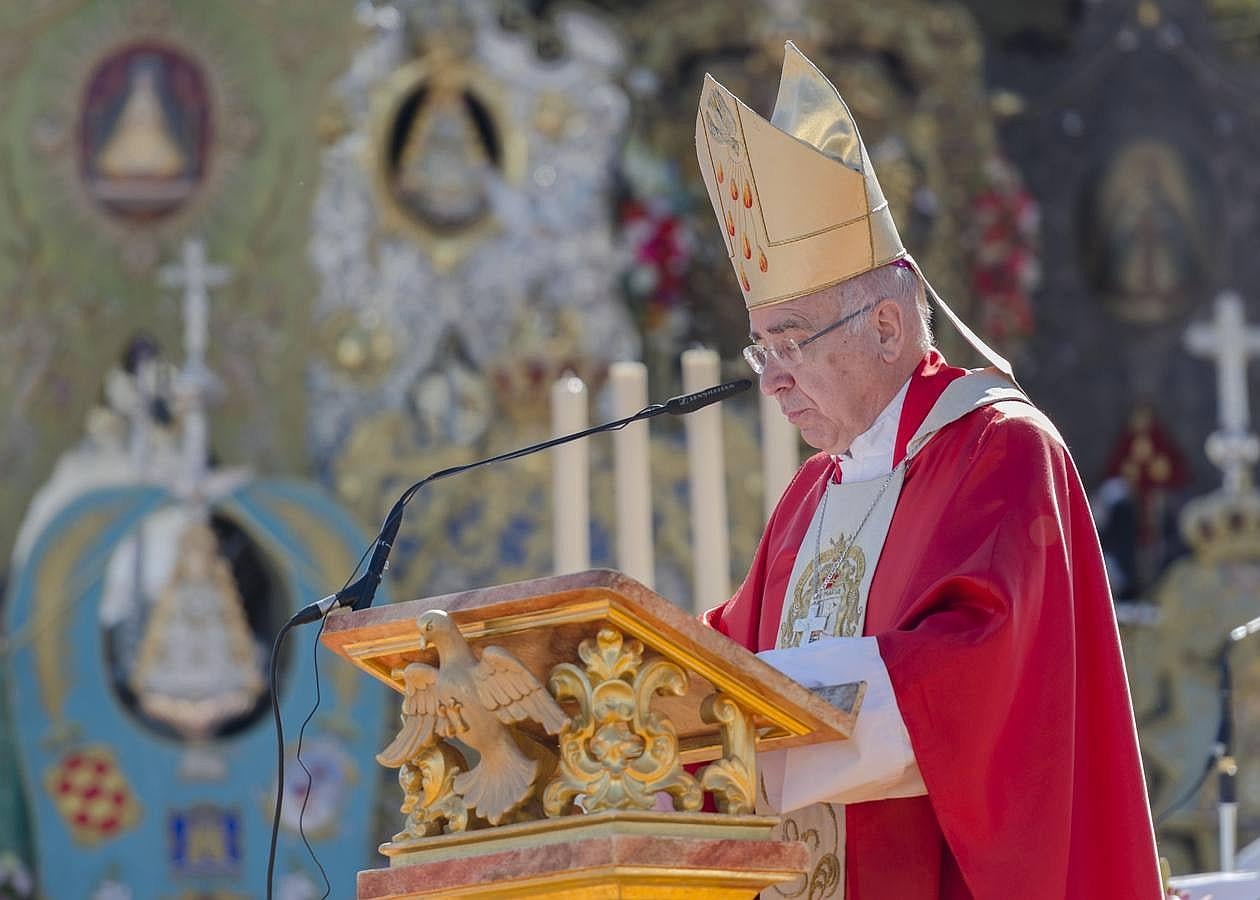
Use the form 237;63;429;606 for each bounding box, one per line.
791;600;830;647
159;238;231;367
157;238;230;496
1185;291;1260;493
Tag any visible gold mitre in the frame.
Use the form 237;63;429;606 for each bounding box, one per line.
695;41;903;310
695;42;1014;379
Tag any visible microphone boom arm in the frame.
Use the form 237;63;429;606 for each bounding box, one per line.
293;377;751;623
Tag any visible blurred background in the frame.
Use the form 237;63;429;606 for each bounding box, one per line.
2;0;1260;895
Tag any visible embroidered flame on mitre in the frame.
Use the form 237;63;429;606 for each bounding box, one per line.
695;41;906;310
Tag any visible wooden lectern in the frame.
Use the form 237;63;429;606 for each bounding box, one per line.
321;569;863;899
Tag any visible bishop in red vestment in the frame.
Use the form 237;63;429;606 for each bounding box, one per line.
694;41;1162;899
705;352;1162;897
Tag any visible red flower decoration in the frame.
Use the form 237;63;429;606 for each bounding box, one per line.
968;155;1041;341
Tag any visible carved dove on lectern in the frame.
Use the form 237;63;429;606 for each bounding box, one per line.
376;609;570;825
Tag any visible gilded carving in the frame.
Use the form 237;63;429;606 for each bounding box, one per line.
395;744;470;838
543;627;702;815
698;693;757;815
377;610;569;830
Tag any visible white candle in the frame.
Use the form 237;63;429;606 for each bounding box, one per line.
760;389;799;520
682;348;730;613
551;374;590;574
610;361;654;587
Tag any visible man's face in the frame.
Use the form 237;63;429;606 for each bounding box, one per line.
748;288;884;456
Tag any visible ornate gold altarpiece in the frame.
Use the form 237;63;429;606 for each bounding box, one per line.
321;569;864;899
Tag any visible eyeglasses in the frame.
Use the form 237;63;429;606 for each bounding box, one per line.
742;303;874;374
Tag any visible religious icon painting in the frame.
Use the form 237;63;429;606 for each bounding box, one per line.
78;42;212;223
167;805;242;878
127;519;266;742
1079;137;1219;325
7;475;387;896
43;745;141;846
15;9;263;273
98;509;279;751
370;55;525;270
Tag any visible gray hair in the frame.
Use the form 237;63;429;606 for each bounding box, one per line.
832;263;933;351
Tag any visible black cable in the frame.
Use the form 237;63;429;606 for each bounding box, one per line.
1155;751;1215;827
266;615;299;900
266;542;374;900
294;613;332;899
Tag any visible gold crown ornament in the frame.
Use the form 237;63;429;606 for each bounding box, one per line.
695;41;1013;380
1179;488;1260;565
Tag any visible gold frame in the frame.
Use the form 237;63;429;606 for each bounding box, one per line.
367;54;528;272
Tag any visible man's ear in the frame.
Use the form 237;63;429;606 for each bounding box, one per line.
872;298;905;362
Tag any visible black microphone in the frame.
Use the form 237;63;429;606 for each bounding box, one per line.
665;378;752;415
292;377;752;624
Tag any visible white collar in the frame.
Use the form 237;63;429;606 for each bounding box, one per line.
832;377;911;483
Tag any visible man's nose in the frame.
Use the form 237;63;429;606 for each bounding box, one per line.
758;358;793;394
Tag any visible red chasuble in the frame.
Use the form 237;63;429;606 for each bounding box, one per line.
704;353;1162;899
